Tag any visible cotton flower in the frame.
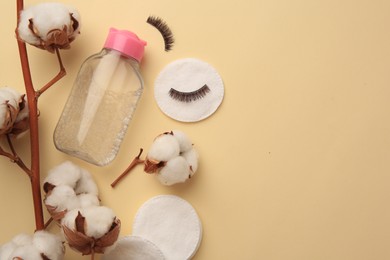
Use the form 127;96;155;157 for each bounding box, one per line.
61;206;121;255
32;231;65;260
0;231;64;260
0;87;28;136
43;161;99;222
145;130;199;185
17;2;81;52
43;161;82;191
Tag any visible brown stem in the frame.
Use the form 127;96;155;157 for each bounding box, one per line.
6;134;31;176
44;217;53;230
0;144;30;175
36;48;66;98
111;148;145;188
16;0;44;231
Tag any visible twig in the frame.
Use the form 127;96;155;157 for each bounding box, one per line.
111;148;145;188
36;48;66;98
44;217;54;230
5;134;31;176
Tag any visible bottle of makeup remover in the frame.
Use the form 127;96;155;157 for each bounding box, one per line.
54;28;146;166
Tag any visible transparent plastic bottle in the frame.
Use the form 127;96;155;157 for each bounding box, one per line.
54;28;147;166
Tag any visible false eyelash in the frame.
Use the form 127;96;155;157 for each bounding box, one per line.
147;15;175;51
169;84;211;103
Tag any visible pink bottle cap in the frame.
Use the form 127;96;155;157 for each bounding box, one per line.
104;28;147;62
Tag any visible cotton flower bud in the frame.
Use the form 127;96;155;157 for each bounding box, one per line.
17;2;81;53
0;87;28;136
61;206;121;255
0;231;64;260
145;130;199;185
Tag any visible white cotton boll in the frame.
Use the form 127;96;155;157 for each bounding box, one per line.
147;133;180;162
33;231;64;260
181;148;199;175
0;87;21;101
45;185;80;212
172;130;193;152
44;161;82;188
0;233;33;260
61;208;79;231
0;87;20;109
18;7;40;46
74;169;98;196
11;233;32;247
10;244;42;260
0;241;17;260
18;3;78;42
61;206;116;239
157;156;191;185
77;193;100;208
82;206;116;238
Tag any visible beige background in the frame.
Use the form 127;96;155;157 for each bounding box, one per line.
1;0;390;259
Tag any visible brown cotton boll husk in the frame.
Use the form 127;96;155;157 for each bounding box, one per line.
144;158;166;174
17;3;81;53
45;204;67;222
39;25;73;53
0;91;28;136
0;108;12;135
63;225;94;255
0;106;18;136
10;116;29;136
62;212;121;256
10;97;29;136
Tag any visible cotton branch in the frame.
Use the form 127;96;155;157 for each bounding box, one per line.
16;0;45;231
15;0;76;231
6;134;31;176
36;48;66;97
111;148;145;188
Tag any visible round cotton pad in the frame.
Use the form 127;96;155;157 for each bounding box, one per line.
102;236;165;260
132;195;202;260
154;58;224;122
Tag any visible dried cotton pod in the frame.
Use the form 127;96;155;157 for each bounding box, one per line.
0;87;29;136
17;2;81;52
43;161;99;222
61;207;121;256
145;130;199;185
111;130;199;187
